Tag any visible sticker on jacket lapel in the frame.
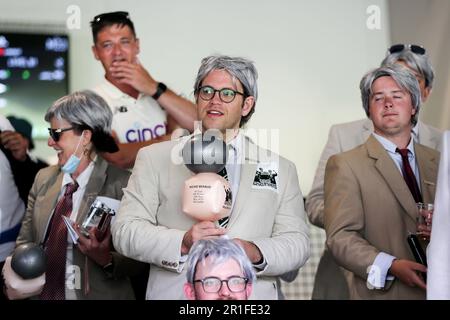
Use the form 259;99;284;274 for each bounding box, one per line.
252;162;278;192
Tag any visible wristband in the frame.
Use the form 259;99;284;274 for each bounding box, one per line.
152;82;167;100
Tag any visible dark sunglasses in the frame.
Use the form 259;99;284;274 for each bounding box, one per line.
48;127;74;142
388;44;426;55
197;86;245;103
91;11;130;24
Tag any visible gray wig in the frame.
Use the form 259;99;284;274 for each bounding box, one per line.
45;90;118;152
381;49;434;89
360;64;422;124
194;55;258;127
185;238;256;285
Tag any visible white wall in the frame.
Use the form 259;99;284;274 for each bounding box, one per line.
0;0;390;193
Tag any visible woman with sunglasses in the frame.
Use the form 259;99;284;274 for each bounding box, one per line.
11;91;144;300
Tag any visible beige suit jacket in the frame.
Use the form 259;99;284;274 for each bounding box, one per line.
324;135;439;299
305;118;442;299
112;135;310;300
16;157;142;300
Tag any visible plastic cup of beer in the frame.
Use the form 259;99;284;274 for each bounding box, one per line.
416;202;433;242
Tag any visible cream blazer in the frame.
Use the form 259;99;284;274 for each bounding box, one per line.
112;135;310;300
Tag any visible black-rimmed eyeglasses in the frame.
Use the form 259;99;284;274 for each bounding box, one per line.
388;44;426;55
194;276;248;293
198;86;245;103
48;127;74;142
91;11;130;24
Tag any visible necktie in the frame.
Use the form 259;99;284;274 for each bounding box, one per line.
396;148;423;203
40;182;79;300
217;167;231;228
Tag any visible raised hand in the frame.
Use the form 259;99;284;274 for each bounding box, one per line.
109;58;157;96
0;130;29;161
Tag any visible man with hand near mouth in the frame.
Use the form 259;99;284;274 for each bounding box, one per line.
90;11;197;169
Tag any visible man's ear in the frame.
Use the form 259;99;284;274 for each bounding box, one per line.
136;38;140;55
241;96;255;117
245;283;253;298
183;283;196;300
422;87;431;103
92;45;100;61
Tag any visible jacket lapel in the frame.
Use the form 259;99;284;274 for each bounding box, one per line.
415;143;439;204
37;172;64;243
366;135;417;223
227;136;258;228
76;157;108;224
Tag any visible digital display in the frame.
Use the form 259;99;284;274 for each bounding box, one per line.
0;32;69;138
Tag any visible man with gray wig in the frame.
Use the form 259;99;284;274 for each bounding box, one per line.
323;65;439;299
184;238;256;300
113;54;310;300
360;64;422;125
306;44;442;300
193;55;258;128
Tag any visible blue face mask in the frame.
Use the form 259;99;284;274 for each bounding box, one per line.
61;133;84;174
61;154;81;174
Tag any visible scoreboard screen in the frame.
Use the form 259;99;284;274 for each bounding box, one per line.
0;32;69;138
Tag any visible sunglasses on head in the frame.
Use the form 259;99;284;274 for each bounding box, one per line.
91;11;130;24
48;127;74;142
388;44;426;55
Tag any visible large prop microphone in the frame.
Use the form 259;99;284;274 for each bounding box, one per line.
2;243;46;299
182;132;232;223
